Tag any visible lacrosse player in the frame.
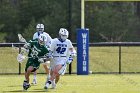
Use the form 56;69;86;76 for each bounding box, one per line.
44;28;76;89
32;23;52;85
17;34;50;90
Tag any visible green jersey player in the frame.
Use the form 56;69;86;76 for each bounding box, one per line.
20;34;49;90
32;23;52;85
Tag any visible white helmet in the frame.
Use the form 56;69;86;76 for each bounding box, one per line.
36;24;44;33
38;34;47;46
59;28;69;41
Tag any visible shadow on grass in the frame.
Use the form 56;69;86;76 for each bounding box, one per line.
3;89;49;92
7;85;22;87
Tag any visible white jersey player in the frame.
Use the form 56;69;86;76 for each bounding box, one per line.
44;28;76;89
32;24;52;85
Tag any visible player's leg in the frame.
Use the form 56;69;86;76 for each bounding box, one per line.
23;66;34;90
23;59;40;90
51;75;60;89
43;62;49;74
25;66;34;82
55;75;60;84
42;62;51;83
32;71;37;85
55;63;67;84
44;64;62;89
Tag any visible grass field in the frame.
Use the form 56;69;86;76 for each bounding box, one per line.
0;74;140;93
1;47;140;73
1;47;140;93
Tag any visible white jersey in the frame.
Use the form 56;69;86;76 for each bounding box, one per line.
50;38;73;57
33;32;52;47
50;38;73;66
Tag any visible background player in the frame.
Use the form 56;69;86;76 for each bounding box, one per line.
32;23;52;85
44;28;76;89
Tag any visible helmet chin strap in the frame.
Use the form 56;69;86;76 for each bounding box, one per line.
61;35;67;40
58;38;65;42
37;31;43;36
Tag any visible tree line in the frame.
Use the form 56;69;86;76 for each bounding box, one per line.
0;1;140;42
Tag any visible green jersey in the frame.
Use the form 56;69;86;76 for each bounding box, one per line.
28;39;49;59
25;39;49;72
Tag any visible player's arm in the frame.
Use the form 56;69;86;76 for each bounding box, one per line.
38;48;52;63
66;40;76;64
68;40;77;57
33;33;37;40
19;40;34;55
45;34;52;50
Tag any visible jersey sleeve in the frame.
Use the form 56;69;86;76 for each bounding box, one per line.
68;40;73;49
50;39;56;52
33;33;38;40
45;33;52;47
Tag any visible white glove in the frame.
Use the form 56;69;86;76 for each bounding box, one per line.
24;43;31;49
17;54;25;63
66;56;73;64
38;58;45;63
46;51;53;59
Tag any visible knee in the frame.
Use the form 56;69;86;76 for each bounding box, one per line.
53;70;59;76
27;66;34;73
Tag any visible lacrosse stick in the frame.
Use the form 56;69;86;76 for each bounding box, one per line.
18;34;27;43
17;53;50;63
11;43;19;51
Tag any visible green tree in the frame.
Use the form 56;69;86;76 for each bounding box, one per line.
23;18;36;41
86;2;140;42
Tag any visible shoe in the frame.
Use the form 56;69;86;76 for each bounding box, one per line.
23;81;31;90
52;83;56;89
51;80;56;89
44;81;51;90
45;75;50;85
32;79;37;85
44;83;49;89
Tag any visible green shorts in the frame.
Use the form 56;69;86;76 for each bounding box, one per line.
25;58;40;72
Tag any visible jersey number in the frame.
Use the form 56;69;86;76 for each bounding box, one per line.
56;47;66;54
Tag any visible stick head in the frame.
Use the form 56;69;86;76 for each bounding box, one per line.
18;34;27;43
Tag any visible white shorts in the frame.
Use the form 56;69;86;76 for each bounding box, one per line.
50;57;67;70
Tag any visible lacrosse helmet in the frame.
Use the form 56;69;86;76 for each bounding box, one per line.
36;24;44;34
59;28;69;41
38;34;47;46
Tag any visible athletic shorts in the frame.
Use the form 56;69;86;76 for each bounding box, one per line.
25;58;40;72
50;57;67;70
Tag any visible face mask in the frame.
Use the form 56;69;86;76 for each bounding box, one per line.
61;35;67;41
37;28;43;33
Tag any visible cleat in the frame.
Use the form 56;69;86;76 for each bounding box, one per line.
23;80;31;90
23;83;30;90
52;84;56;89
44;82;50;90
51;80;56;89
44;86;48;89
31;79;37;85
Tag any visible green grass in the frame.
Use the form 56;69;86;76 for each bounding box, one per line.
1;47;140;93
1;74;140;93
1;47;140;73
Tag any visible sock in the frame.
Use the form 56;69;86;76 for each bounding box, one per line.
33;74;37;80
47;74;51;80
24;80;29;83
52;79;55;85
